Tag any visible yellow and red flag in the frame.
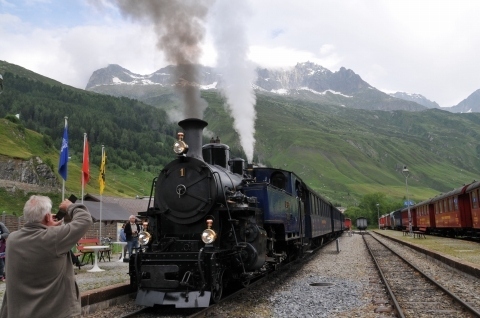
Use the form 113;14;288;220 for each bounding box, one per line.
99;147;106;194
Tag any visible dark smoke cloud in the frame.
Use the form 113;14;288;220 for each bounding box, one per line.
112;0;213;118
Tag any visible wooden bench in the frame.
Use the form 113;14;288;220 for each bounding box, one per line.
402;229;410;236
413;231;426;239
76;238;111;264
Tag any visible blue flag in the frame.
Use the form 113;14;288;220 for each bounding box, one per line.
58;126;69;180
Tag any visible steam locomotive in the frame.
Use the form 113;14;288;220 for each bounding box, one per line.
129;118;345;308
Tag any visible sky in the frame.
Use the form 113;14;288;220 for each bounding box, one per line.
1;0;480;107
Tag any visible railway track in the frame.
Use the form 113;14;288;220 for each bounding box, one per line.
113;259;297;318
363;233;480;318
113;236;338;318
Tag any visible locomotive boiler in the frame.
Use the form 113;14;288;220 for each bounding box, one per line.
129;118;344;308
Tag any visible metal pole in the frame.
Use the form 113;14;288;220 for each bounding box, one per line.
377;204;380;230
402;166;412;236
406;177;412;235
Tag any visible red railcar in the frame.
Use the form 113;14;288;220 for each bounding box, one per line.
385;213;392;229
344;218;352;231
400;206;417;231
465;181;480;231
414;198;435;232
379;214;387;229
430;184;472;236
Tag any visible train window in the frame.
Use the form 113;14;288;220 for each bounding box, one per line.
448;198;453;212
472;191;478;209
270;172;286;189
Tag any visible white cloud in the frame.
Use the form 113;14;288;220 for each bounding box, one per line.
1;0;480;106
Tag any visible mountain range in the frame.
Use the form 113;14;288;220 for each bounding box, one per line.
2;59;480;212
86;62;480;113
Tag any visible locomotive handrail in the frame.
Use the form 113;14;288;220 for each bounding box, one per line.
197;248;207;294
213;170;248;274
146;177;157;210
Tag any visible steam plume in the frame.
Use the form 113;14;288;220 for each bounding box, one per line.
112;0;212;118
211;1;257;163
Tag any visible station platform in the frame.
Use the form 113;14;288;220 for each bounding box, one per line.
373;229;480;277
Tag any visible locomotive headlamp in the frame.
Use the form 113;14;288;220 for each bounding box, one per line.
201;219;217;244
138;231;152;246
173;132;188;155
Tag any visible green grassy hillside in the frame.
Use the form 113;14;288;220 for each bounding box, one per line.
201;93;480;206
0;118;157;214
2;60;480;215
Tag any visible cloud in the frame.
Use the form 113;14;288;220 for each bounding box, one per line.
2;0;480;106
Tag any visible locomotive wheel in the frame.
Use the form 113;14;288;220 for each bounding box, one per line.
211;269;225;303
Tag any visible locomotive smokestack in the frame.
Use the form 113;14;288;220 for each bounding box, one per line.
178;118;208;160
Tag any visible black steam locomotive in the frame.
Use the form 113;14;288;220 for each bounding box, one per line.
129;118;345;308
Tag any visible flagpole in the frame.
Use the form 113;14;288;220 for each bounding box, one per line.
61;116;68;201
82;133;86;204
99;145;104;242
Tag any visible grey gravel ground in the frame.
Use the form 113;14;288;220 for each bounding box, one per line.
83;233;393;317
212;232;391;318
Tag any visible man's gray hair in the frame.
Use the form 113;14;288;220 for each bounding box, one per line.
23;195;52;223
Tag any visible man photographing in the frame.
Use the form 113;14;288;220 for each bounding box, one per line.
0;195;92;318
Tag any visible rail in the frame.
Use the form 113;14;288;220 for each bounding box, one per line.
363;233;480;317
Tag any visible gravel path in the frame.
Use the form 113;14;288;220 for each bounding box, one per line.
212;233;391;318
83;233;393;317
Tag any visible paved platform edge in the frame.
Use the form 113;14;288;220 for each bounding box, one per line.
374;231;480;279
80;283;135;315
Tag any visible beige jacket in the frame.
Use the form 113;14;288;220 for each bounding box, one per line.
0;203;92;318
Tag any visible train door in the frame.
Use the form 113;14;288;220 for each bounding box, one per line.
298;200;305;249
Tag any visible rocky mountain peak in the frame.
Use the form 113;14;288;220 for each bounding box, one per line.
390;92;440;109
85;62;428;112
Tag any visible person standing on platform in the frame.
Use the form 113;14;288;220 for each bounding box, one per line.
0;222;10;281
124;215;141;259
0;195;92;318
119;223;127;259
